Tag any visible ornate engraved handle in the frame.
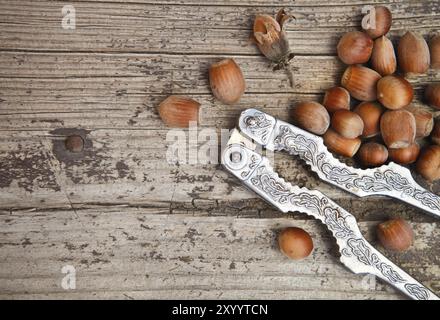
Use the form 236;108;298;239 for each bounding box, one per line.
238;109;440;219
222;141;439;300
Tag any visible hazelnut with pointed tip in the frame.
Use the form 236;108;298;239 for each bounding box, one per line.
398;31;430;74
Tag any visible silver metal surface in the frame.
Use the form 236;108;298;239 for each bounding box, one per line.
222;130;439;300
238;108;440;219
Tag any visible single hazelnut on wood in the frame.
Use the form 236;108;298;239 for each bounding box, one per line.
331;110;364;139
322;87;350;113
341;65;381;102
209;58;245;104
362;6;392;39
357;142;388;167
380;110;416;148
425;84;440;109
388;143;420;165
158;95;200;128
431;120;440;145
337;31;373;65
398;31;430;74
323;129;361;158
278;227;313;260
430;34;440;69
405;105;434;138
416;145;440;182
353;102;384;138
377;218;414;252
371;36;397;76
290;101;330;135
377;75;414;110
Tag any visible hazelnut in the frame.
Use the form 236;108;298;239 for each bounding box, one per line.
357;142;388;167
158;95;200;128
278;227;313;260
371;36;397;76
398;31;430;74
416;145;440;182
380;110;416;148
337;31;373;65
322;87;350;113
363;6;392;39
353;102;384;138
209;58;245;104
388;143;420;165
425;84;440;110
323;129;361;158
377;218;414;252
377;75;414;110
331;110;364;139
341;65;381;102
290;102;330;135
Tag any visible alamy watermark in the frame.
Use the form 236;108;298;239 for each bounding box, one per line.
61;265;76;290
361;5;377;31
165;123;274;166
62;5;76;30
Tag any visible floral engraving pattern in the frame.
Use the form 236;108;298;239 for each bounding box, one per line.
240;155;260;179
246;163;431;300
270;122;440;212
404;284;430;300
242;113;273;144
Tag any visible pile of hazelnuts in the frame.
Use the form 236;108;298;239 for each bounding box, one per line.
290;6;440;183
281;6;438;261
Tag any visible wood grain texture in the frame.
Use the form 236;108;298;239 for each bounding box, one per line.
0;0;439;299
1;209;439;299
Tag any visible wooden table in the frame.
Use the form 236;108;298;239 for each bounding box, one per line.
1;0;439;300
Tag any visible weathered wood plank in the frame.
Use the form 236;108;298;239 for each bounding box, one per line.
0;1;439;54
0;52;438;133
1;209;438;299
1;127;437;218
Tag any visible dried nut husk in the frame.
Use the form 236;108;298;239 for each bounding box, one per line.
377;218;414;252
357;142;388;167
341;65;381;102
253;9;294;68
425;84;440;109
363;6;392;39
398;31;430;74
416;145;440;181
371;36;396;76
430;35;440;69
337;31;373;65
322;87;350;113
377;75;414;110
405;105;434;138
331;110;364;139
388;143;420;165
380;110;416;148
353;102;384;138
431;119;440;145
290;101;330;135
278;227;313;260
158;95;200;128
323;129;361;158
209;58;245;104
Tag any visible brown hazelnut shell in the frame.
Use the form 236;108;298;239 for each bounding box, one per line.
290;102;330;135
323;129;361;158
377;75;414;110
380;110;416;149
353;102;384;138
341;65;381;102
